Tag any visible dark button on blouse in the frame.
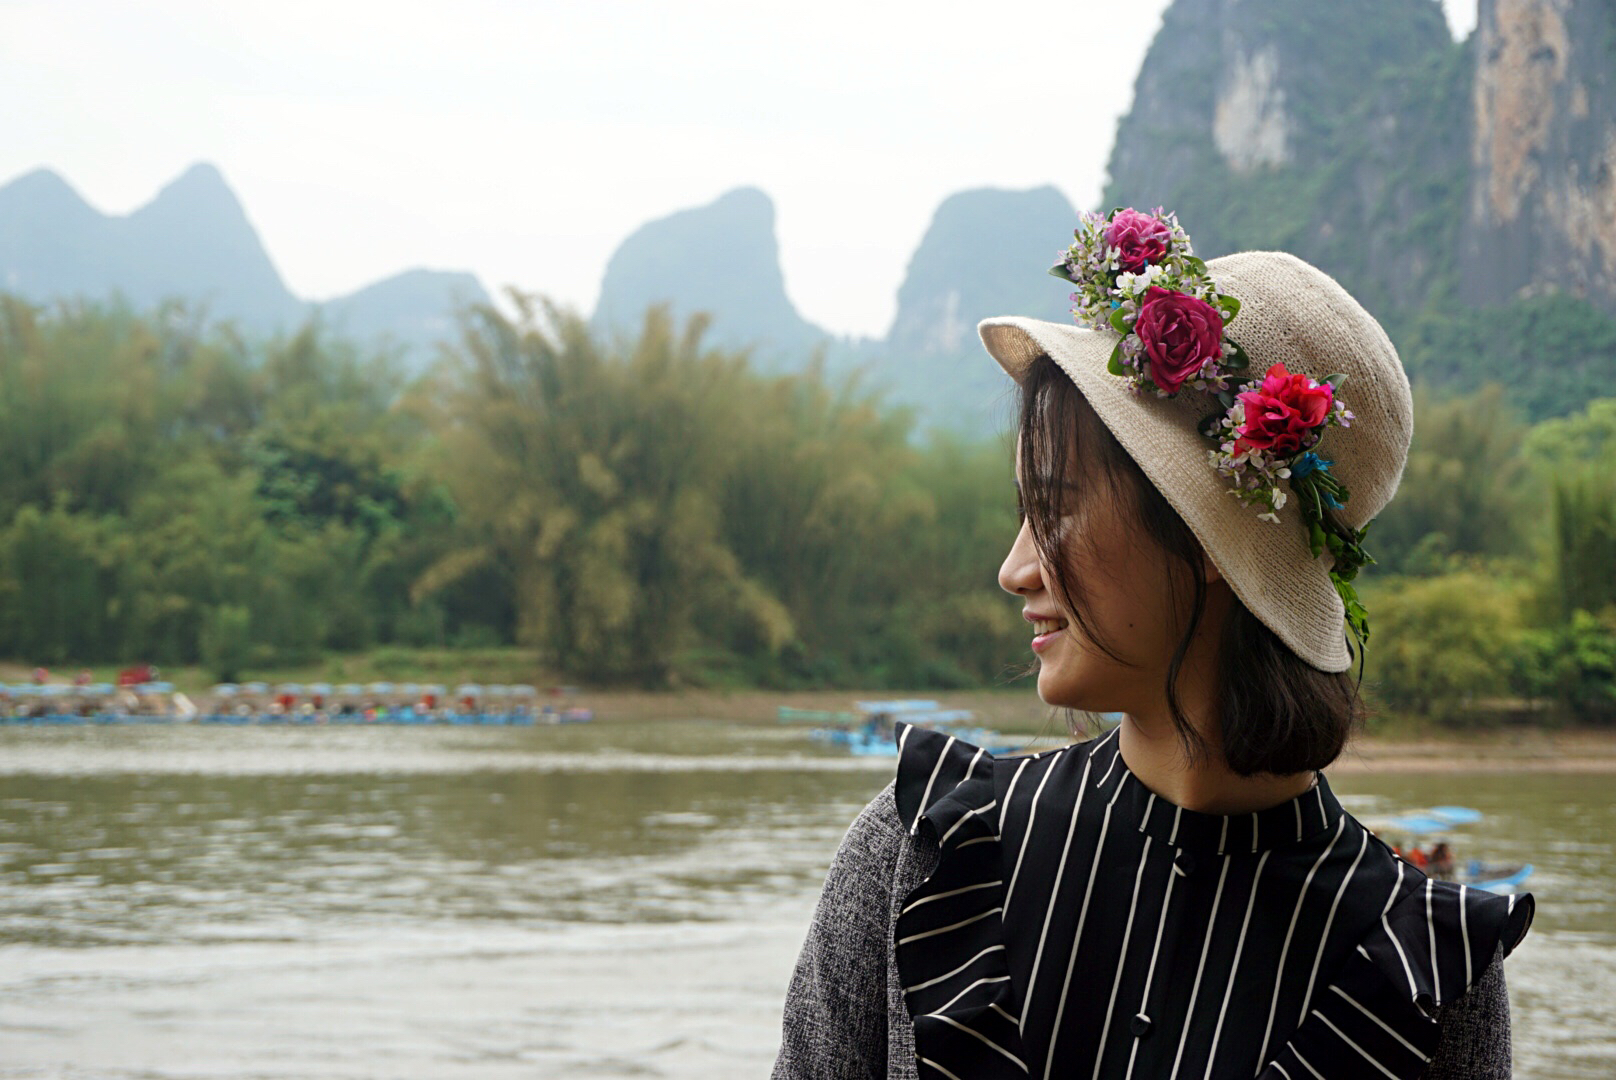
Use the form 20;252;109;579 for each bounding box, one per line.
1130;1013;1153;1038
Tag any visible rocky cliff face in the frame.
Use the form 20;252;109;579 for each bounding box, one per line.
1105;0;1616;328
1104;0;1450;227
1463;0;1616;310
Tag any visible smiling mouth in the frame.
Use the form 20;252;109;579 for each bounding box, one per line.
1031;618;1068;637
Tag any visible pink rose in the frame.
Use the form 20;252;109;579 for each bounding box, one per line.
1234;363;1335;457
1105;209;1173;272
1133;286;1225;394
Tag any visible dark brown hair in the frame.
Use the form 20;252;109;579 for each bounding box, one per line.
1014;354;1366;776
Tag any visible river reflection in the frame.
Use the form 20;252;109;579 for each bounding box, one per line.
0;721;1609;1078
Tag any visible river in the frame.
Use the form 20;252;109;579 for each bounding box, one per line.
0;718;1609;1078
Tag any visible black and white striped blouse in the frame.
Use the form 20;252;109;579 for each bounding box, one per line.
892;721;1534;1080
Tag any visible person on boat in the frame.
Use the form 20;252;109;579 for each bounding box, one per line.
1429;841;1455;880
772;217;1534;1079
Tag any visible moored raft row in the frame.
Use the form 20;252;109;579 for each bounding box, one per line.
0;681;593;725
0;682;186;723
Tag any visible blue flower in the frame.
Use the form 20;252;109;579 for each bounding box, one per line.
1322;491;1344;510
1289;452;1334;480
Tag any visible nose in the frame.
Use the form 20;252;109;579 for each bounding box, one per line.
999;519;1044;597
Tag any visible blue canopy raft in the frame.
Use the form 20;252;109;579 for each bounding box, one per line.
1362;804;1533;893
793;701;1125;757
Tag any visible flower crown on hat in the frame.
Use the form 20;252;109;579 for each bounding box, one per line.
1050;207;1376;648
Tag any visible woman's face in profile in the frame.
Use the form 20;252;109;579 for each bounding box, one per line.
999;444;1200;712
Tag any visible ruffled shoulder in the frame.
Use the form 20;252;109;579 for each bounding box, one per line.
1258;865;1535;1079
892;721;1030;1079
894;720;997;836
1361;871;1534;1015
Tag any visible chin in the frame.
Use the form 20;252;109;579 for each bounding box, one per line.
1037;658;1123;714
1036;665;1086;709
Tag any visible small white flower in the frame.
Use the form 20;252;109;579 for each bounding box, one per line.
1257;511;1280;524
1273;490;1287;510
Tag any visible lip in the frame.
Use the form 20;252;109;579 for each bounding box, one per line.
1024;611;1066;654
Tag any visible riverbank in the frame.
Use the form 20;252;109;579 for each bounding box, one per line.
5;660;1613;771
556;688;1616;772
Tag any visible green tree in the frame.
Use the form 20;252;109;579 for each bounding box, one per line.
1510;607;1616;724
1547;475;1616;623
1361;568;1530;723
417;295;797;685
1367;382;1534;575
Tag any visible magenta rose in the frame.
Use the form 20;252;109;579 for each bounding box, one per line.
1234;363;1335;457
1133;286;1225;394
1105;209;1173;272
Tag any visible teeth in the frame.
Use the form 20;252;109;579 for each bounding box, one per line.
1033;619;1067;635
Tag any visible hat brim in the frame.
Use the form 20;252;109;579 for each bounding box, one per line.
978;315;1352;673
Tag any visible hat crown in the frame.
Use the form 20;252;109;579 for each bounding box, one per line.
1205;251;1413;531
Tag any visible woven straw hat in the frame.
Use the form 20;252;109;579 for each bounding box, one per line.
979;251;1413;673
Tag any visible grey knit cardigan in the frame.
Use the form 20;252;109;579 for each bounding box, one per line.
772;780;1513;1079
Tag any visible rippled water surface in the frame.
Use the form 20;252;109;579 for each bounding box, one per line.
0;720;1609;1078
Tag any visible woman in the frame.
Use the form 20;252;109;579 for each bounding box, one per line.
771;220;1534;1079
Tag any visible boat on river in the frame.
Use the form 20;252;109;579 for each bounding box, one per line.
1362;804;1533;893
804;699;1025;756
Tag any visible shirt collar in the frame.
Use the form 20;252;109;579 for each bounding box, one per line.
1089;726;1345;855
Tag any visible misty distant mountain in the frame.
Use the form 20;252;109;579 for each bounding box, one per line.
0;163;304;327
317;268;488;364
590;183;1082;430
876;186;1080;430
0;163;489;369
886;186;1078;357
591;187;832;371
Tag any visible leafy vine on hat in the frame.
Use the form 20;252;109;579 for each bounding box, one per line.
1050;207;1376;647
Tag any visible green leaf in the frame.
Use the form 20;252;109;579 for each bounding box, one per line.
1048;264;1075;283
1183;256;1209;277
1107;345;1126;376
1308;520;1326;556
1215;294;1241;323
1109;308;1131;336
1323;372;1348;388
1223;339;1250;370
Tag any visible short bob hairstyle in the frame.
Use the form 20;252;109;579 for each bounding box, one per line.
1015;354;1367;777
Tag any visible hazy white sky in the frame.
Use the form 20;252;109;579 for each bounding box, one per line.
0;0;1478;338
